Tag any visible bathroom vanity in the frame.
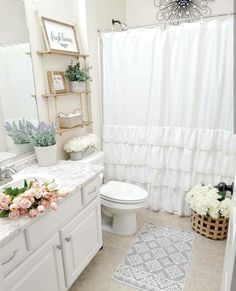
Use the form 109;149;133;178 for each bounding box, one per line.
0;161;103;291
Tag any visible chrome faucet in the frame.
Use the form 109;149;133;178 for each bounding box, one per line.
0;167;17;186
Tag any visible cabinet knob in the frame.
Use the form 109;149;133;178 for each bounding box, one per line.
56;245;62;250
65;237;71;242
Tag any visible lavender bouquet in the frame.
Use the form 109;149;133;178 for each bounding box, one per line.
29;122;56;147
4;119;34;144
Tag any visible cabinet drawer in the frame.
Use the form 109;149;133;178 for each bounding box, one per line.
82;177;101;206
25;190;82;250
0;232;28;276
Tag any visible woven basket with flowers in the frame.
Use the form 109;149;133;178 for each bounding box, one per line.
185;185;232;240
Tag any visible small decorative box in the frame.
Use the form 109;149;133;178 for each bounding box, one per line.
58;109;83;128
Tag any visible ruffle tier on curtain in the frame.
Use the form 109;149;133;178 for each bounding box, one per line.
103;125;236;215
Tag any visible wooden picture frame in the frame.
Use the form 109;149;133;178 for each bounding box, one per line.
47;71;67;94
41;17;80;53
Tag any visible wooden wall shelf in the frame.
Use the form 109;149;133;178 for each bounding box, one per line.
42;91;91;98
39;48;92;135
37;50;89;58
57;121;93;135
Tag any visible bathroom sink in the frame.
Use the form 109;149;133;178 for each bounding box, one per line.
0;174;61;193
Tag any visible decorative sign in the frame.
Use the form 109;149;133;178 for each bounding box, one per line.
41;17;79;53
47;71;67;94
154;0;212;21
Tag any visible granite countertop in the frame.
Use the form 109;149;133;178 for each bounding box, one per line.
0;160;103;247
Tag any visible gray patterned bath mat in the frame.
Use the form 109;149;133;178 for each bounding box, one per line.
113;223;196;291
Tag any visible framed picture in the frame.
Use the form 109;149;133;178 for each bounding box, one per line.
47;71;67;94
41;17;80;53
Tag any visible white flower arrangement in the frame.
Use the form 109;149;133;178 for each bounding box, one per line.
185;184;232;219
63;134;99;153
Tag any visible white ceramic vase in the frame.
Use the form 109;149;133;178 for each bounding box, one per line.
12;143;34;155
70;147;96;161
34;144;57;167
70;81;86;93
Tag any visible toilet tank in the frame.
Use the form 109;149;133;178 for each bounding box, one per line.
79;151;104;166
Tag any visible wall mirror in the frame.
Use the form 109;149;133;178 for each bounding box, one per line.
0;0;38;165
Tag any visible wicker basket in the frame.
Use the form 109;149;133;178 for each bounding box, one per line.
191;211;229;240
58;109;83;129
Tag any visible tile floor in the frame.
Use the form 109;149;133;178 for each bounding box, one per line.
70;208;226;291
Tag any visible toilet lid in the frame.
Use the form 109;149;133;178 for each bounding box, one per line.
100;181;148;203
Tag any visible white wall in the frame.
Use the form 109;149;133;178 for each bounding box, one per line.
125;0;234;25
78;0;126;148
0;0;29;45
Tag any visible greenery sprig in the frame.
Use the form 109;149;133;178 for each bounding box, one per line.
65;61;91;82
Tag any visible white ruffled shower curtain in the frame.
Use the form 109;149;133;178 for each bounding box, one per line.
102;17;236;215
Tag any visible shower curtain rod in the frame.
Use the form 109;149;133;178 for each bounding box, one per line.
97;12;235;33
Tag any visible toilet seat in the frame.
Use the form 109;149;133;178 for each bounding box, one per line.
100;181;148;204
101;195;147;204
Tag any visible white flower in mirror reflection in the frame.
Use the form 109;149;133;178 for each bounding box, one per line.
154;0;211;21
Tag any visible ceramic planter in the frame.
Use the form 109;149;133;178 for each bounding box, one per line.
12;143;34;155
70;81;86;93
34;144;57;167
70;147;96;161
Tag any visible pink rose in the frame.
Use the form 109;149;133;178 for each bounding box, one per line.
19;208;27;215
34;189;42;199
0;194;11;208
29;197;35;204
41;200;49;208
19;198;32;209
28;209;37;218
42;192;51;199
9;204;18;211
22;189;33;198
8;210;20;219
12;197;21;206
0;202;9;210
50;202;58;211
37;205;45;213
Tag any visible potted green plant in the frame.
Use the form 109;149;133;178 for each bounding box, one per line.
65;61;91;93
4;119;34;155
29;122;57;167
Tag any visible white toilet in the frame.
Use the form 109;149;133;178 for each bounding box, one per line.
79;151;148;235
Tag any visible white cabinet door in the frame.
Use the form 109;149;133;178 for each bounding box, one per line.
5;234;65;291
61;197;102;288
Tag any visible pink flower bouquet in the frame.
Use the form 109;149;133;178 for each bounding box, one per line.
0;179;68;219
